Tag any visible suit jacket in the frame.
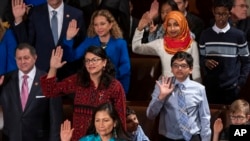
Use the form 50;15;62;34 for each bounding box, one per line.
13;3;86;79
186;12;204;42
0;69;62;141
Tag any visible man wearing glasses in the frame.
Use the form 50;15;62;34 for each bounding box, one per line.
230;0;250;49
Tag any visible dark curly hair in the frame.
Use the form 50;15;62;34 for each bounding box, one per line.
77;46;115;89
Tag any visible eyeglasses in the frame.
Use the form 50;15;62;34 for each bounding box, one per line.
172;63;189;69
214;12;229;18
230;115;247;121
234;4;249;9
85;58;102;64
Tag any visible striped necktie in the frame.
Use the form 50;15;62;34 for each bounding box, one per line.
51;10;58;45
176;83;192;141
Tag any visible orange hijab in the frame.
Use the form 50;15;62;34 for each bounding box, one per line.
163;11;192;54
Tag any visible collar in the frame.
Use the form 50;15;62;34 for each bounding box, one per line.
174;77;190;89
212;23;230;34
18;66;36;80
48;2;64;13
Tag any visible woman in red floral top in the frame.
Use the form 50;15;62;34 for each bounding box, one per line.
40;46;126;141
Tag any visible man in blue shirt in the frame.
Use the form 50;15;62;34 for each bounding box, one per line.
147;51;211;141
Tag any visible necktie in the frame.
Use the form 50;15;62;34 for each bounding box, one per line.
51;10;58;45
21;75;29;111
176;83;192;141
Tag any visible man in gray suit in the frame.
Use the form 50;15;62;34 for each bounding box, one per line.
0;43;62;141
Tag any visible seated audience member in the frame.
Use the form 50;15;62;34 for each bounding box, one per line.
147;51;211;141
199;0;250;104
147;0;179;42
0;18;17;75
60;102;129;141
126;106;149;141
40;46;126;141
132;10;201;83
213;99;250;141
63;9;130;94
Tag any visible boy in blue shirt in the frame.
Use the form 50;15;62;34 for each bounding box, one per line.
147;51;211;141
126;107;149;141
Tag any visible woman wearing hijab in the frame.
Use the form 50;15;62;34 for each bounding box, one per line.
132;11;201;83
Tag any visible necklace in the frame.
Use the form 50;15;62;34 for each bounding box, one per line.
100;42;107;49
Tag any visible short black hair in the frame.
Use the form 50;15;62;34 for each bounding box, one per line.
16;43;37;57
213;0;233;11
171;51;193;68
126;106;136;117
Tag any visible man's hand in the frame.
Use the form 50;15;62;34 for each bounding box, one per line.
156;76;175;100
205;59;219;70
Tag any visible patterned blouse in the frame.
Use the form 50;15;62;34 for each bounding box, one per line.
40;74;126;141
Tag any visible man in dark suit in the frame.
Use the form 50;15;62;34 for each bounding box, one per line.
129;0;139;45
174;0;204;42
12;0;86;80
0;43;62;141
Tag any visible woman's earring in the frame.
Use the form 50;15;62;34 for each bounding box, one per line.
113;126;117;138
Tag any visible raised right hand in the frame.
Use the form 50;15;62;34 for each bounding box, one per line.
156;76;175;100
213;118;223;134
12;0;26;23
60;120;74;141
137;11;151;31
50;46;67;69
66;19;79;40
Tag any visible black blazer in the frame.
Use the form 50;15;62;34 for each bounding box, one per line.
0;69;62;141
13;3;86;79
186;12;204;42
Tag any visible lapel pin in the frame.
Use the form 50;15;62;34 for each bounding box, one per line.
66;14;70;18
34;82;39;86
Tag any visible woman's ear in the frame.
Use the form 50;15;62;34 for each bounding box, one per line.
247;114;250;121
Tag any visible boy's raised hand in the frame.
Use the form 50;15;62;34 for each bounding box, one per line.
156;76;175;100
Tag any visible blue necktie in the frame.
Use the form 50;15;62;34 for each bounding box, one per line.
51;10;58;45
176;83;192;141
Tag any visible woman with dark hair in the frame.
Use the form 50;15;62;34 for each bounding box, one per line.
147;0;179;42
40;46;126;141
63;9;130;94
61;102;129;141
133;11;201;83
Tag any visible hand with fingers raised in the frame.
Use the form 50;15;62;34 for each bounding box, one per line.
156;76;175;100
47;46;67;78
